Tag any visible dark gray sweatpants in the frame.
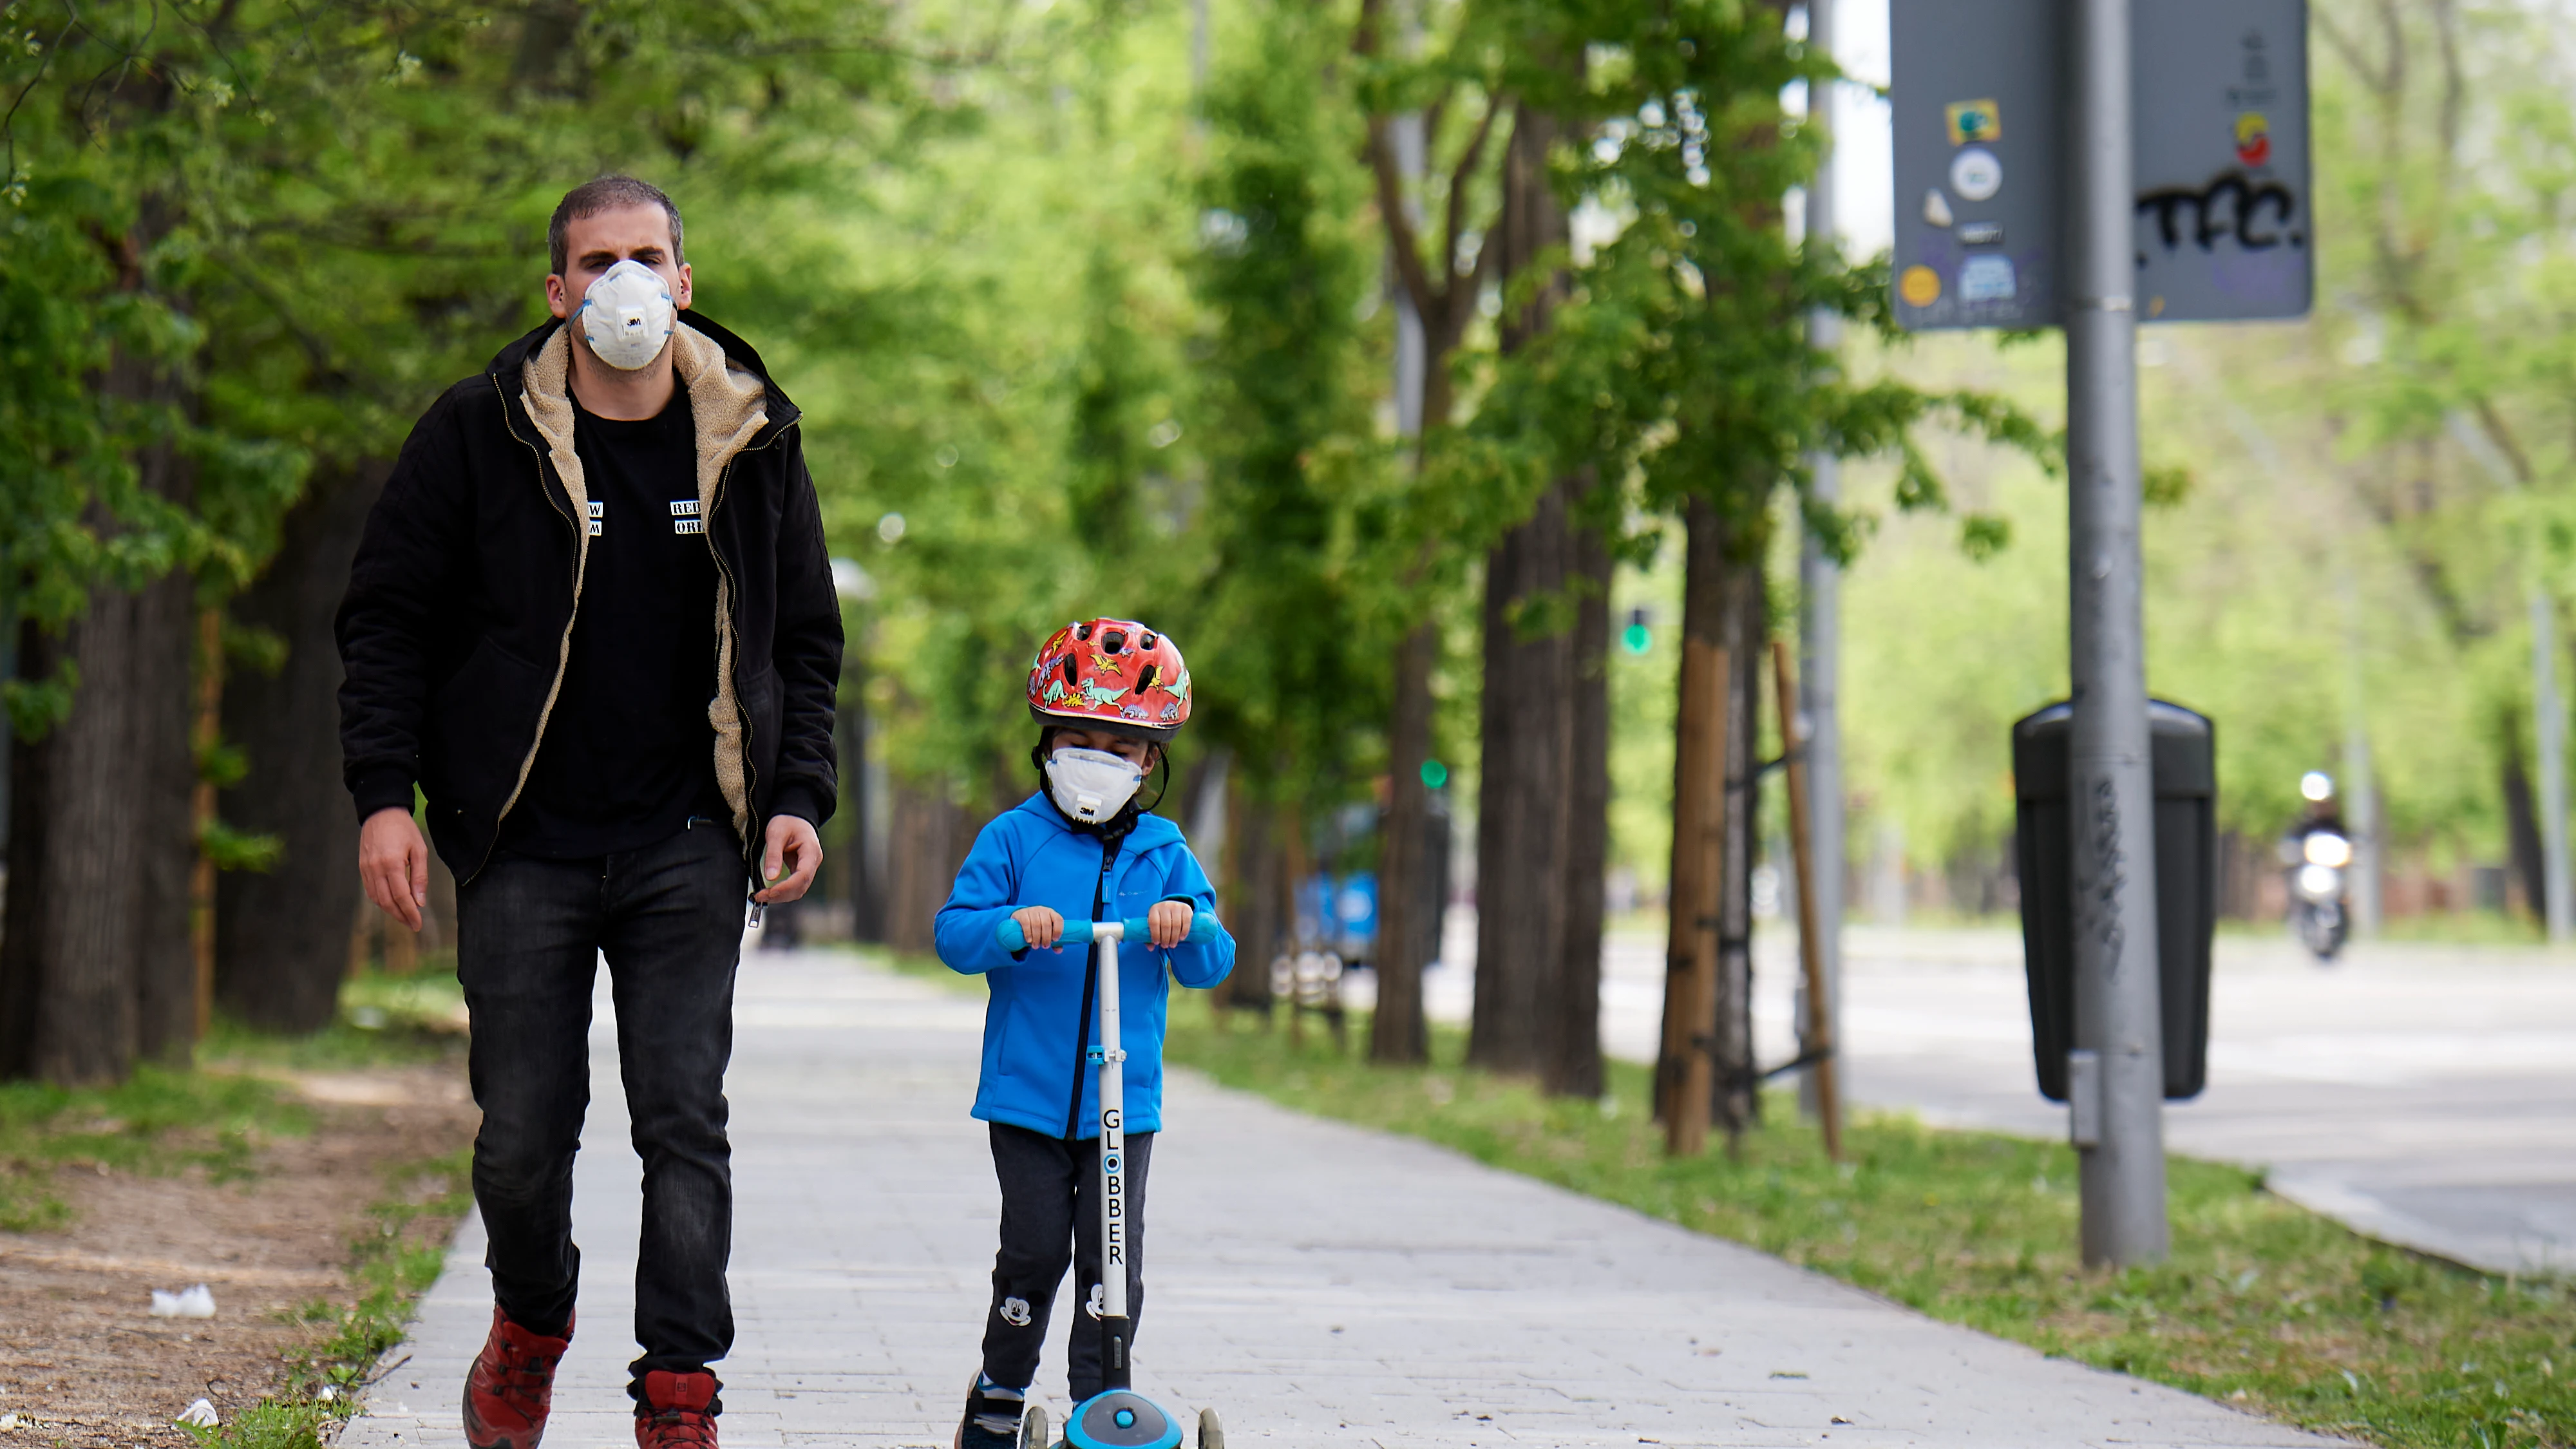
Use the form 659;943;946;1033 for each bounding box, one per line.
980;1122;1155;1403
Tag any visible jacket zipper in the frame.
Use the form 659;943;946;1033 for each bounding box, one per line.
468;371;585;886
1061;834;1118;1140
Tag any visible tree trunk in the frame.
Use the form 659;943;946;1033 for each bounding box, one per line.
1466;99;1611;1089
1545;513;1612;1099
1657;498;1727;1127
1713;545;1766;1141
840;647;882;943
1470;481;1574;1075
1370;621;1437;1063
1219;773;1279;1014
2504;715;2546;922
215;461;386;1030
885;781;978;956
0;556;196;1084
134;564;198;1065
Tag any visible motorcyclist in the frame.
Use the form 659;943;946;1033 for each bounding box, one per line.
2280;772;2354;961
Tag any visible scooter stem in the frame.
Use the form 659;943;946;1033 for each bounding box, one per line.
1090;920;1135;1392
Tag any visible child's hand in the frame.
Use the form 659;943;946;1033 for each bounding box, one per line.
1013;906;1065;952
1147;900;1193;950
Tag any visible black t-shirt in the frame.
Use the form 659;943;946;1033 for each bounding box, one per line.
502;391;730;858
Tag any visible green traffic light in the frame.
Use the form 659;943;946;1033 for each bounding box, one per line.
1622;621;1651;655
1421;759;1448;791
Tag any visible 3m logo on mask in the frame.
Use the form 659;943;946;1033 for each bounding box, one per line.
997;1296;1033;1328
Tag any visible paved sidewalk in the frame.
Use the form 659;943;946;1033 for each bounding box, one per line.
346;949;2336;1449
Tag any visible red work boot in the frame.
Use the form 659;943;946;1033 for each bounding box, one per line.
634;1370;719;1449
462;1307;572;1449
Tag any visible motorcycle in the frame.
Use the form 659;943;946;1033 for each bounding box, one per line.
2285;826;2353;962
2282;771;2353;961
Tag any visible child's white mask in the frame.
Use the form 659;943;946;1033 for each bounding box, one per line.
578;259;676;370
1046;746;1143;825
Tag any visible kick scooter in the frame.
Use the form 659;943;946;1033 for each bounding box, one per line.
994;912;1224;1449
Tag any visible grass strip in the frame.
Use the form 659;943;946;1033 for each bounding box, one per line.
0;961;468;1231
0;1068;314;1232
1163;998;2576;1449
185;1149;475;1449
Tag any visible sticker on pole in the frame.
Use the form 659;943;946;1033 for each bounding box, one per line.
1944;98;2002;145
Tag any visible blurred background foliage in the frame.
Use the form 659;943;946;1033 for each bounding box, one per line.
5;0;2576;1085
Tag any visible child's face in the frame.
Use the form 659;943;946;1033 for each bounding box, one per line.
1051;728;1157;770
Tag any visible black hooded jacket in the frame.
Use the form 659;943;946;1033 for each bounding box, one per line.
336;314;842;884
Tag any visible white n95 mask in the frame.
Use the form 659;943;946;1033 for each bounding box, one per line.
578;259;676;370
1046;747;1144;825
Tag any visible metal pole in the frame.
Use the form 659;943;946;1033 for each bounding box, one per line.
1094;923;1134;1383
2065;0;2168;1267
1796;0;1845;1124
2535;588;2573;941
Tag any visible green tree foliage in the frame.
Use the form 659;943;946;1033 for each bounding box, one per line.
1429;0;2049;573
1179;0;1384;807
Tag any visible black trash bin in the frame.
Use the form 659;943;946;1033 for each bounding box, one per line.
2011;700;2215;1103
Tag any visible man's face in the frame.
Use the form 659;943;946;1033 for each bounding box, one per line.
545;204;693;343
1050;728;1157;770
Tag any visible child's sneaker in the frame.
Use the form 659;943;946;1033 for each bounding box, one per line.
953;1375;1027;1449
461;1307;571;1449
634;1370;719;1449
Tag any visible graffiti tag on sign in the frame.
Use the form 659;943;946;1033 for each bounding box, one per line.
2135;171;2301;253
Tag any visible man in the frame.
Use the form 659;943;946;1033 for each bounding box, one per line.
337;175;840;1449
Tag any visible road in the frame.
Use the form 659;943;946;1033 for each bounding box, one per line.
1350;915;2576;1275
346;951;2338;1448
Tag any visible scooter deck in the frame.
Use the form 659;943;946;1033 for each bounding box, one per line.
1023;1402;1220;1449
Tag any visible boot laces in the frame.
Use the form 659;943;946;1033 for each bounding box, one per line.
639;1407;717;1449
482;1341;560;1413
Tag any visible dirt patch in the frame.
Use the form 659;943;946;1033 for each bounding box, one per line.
0;1064;474;1449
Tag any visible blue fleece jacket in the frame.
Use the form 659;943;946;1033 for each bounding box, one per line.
934;793;1235;1138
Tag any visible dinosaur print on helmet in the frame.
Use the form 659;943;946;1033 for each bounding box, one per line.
1026;618;1192;743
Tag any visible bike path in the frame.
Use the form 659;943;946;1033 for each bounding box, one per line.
343;949;2340;1448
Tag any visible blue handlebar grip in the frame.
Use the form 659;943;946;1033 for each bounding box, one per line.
994;912;1219;954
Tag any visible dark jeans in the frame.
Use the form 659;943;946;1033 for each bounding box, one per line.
456;820;745;1405
981;1123;1155;1403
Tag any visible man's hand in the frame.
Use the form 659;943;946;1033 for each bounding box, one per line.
1147;899;1194;950
359;808;430;933
755;815;822;904
1012;906;1065;952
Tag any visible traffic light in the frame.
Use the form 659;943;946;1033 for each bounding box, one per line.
1621;607;1652;656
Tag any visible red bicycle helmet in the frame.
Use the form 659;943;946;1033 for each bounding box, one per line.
1027;618;1192;743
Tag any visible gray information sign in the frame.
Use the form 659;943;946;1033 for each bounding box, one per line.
1890;0;2311;329
1889;0;2061;330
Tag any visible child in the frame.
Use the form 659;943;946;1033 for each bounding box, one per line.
933;618;1236;1449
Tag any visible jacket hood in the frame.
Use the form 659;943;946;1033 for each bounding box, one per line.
484;311;803;431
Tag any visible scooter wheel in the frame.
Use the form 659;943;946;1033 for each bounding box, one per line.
1020;1405;1050;1449
1196;1406;1223;1449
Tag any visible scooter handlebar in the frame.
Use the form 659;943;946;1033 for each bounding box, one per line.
996;912;1219;954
